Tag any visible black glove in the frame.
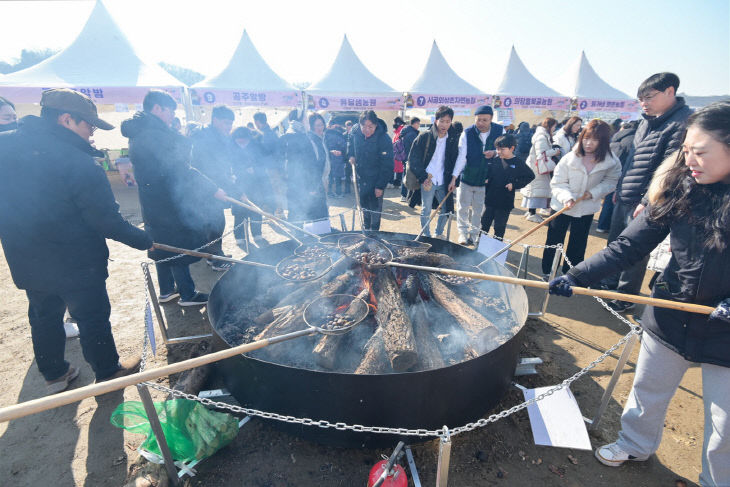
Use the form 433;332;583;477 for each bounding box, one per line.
710;298;730;324
549;275;577;297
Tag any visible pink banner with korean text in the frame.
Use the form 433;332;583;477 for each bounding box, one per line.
308;94;403;111
492;95;571;111
571;97;640;113
189;89;300;107
405;93;492;109
0;86;183;104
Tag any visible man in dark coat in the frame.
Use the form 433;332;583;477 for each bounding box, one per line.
603;73;692;311
324;121;347;197
122;90;226;307
408;106;461;238
596;120;640;232
398;117;420;201
348;110;393;231
0;89;153;392
189;105;236;269
253;112;284;215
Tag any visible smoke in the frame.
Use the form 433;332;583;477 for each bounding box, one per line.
213;236;528;375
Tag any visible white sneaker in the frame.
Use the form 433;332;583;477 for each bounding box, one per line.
523;211;532;218
594;443;649;467
64;321;79;338
434;234;447;240
46;365;80;394
526;214;544;223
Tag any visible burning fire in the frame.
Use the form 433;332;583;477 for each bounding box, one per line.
360;265;378;312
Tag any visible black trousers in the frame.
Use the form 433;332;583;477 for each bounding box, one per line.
26;283;120;381
360;190;384;231
481;206;511;240
541;212;594;274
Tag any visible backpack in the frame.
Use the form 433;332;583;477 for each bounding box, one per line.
393;136;407;162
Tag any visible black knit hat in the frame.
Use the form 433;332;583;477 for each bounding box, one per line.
475;105;493;116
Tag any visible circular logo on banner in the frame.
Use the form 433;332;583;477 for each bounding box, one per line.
503;97;512;108
416;96;426;107
203;92;216;104
318;97;329;109
579;100;588;110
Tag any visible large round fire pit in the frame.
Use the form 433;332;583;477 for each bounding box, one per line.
207;231;528;447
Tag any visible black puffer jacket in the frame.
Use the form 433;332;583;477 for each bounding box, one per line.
616;98;691;205
348;118;393;192
0;116;152;291
121;112;218;262
408;124;460;185
190;125;236;194
567;202;730;367
609;125;637;169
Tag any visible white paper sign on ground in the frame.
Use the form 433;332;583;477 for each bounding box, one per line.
303;219;332;235
523;386;592;450
476;235;508;265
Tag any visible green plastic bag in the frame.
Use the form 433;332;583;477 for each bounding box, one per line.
110;398;239;462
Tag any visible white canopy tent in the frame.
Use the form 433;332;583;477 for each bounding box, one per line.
490;46;569;124
406;40;490;111
553;51;639;115
0;0;184;105
190;29;299;109
305;35;401;112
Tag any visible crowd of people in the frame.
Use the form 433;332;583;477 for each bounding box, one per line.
0;69;729;485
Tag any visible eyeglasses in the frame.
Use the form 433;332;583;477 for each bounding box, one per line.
638;91;661;103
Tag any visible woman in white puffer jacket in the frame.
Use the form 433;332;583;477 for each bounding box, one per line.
553;116;583;157
520;117;561;222
541;119;621;278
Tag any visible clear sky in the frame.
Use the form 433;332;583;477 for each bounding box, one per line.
1;0;728;96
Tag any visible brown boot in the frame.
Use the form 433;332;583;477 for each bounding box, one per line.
96;356;141;382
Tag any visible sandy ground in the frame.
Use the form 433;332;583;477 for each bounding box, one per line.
0;175;704;486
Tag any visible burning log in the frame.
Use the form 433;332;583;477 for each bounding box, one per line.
312;289;369;370
409;302;446;371
400;273;420;304
373;269;418;372
395;252;455;267
355;326;393;374
421;273;501;354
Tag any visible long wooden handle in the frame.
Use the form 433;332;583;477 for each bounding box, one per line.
152;243;274;269
224;196;320;240
0;328;317;423
481;205;571;263
415;186;455;241
387;262;715;315
350;163;365;234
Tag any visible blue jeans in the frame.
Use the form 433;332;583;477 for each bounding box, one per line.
156;261;196;300
26;283;121;381
420;182;448;237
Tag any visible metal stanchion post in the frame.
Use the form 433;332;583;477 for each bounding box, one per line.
445;212;453;241
538;245;563;315
339;213;347;231
587;331;640;430
142;263;169;345
351;207;356;232
435;429;451;487
137;385;181;486
517;246;530;279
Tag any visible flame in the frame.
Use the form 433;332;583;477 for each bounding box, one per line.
360;265;378;312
